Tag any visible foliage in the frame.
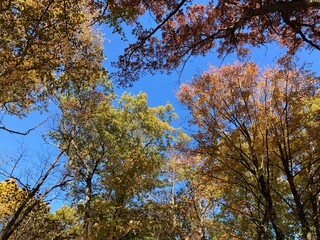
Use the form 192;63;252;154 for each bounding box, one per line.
0;179;65;240
50;205;81;239
0;179;27;225
99;0;320;85
178;62;320;239
1;0;319;239
51;86;187;239
0;0;106;116
159;155;218;240
1;0;319;107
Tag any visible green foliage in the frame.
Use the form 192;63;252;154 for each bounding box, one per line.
51;85;187;239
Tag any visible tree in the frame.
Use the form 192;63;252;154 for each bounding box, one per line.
0;178;68;240
98;0;320;86
2;0;319;106
0;148;69;240
164;155;218;240
0;179;27;226
50;204;82;239
51;85;186;239
0;0;106;117
177;62;320;239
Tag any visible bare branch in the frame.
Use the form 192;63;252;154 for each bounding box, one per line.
0;117;49;136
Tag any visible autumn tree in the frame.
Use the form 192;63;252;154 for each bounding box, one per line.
0;146;71;240
0;177;68;240
0;179;84;240
50;204;82;239
178;63;320;239
51;84;186;239
2;0;319;105
88;0;320;85
163;155;218;240
0;0;106;118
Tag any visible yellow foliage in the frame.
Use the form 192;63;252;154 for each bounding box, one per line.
0;0;106;116
0;179;27;219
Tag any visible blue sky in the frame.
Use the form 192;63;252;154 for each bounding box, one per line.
0;18;318;210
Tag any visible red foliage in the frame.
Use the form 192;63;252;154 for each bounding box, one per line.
103;0;320;86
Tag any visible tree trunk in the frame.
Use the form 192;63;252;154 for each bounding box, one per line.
281;158;311;239
83;177;93;240
258;174;284;240
287;175;311;239
311;193;320;239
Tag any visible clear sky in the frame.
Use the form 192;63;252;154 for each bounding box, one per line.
0;18;318;210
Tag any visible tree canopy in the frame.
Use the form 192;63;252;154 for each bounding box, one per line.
0;0;319;239
107;0;320;85
0;0;105;116
178;63;320;239
50;86;187;239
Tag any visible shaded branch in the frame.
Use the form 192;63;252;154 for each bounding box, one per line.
128;0;188;59
0;117;49;136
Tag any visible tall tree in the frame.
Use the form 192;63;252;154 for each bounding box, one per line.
166;155;218;240
2;1;319;100
52;85;186;239
178;63;320;239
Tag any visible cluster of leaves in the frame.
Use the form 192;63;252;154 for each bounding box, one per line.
0;179;69;240
102;0;320;85
1;0;319;113
178;63;320;239
0;0;106;116
48;85;188;239
0;179;27;224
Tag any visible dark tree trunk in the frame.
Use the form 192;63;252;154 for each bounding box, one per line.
83;176;93;240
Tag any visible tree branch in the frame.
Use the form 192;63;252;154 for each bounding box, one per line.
128;0;188;59
0;117;49;136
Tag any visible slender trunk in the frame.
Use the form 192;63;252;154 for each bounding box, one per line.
256;201;265;240
282;161;311;239
253;150;283;239
258;175;284;240
311;193;320;239
308;163;319;239
0;199;39;240
83;177;93;240
257;204;269;240
287;175;310;239
256;223;268;240
170;174;176;237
